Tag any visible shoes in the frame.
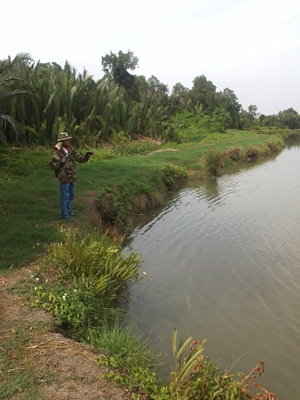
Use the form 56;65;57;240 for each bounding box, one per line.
62;212;75;220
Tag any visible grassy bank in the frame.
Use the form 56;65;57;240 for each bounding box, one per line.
0;130;284;270
0;130;285;399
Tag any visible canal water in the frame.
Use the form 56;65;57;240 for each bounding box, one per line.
124;140;300;399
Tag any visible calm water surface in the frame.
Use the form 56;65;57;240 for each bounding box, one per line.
124;143;300;400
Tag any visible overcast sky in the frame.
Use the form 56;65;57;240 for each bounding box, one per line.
2;0;300;115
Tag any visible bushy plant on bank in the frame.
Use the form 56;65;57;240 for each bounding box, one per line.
201;135;285;177
32;227;141;339
96;327;278;399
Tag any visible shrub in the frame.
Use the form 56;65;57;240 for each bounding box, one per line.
97;183;136;233
224;147;245;162
160;163;187;190
33;227;142;338
204;150;223;176
34;275;120;338
168;329;278;400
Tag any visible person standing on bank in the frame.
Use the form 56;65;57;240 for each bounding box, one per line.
50;131;93;220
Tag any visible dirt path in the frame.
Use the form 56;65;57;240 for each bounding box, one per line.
0;264;132;400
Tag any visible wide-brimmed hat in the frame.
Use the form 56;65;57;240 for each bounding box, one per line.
57;131;72;142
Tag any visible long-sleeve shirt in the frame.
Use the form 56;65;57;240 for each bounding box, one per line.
50;142;89;183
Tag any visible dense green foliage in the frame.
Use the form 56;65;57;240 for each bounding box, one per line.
1;52;299;147
33;227;141;339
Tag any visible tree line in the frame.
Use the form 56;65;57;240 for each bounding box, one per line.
1;51;299;146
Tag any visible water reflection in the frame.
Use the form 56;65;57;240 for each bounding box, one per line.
125;142;300;399
195;177;220;201
284;133;300;148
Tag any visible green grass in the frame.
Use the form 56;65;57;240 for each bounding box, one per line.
95;324;170;397
95;323;157;370
0;168;60;268
0;131;285;270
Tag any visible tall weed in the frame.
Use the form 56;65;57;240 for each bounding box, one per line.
204;150;223;176
168;329;278;400
98;183;136;233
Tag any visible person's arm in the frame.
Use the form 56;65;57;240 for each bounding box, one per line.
50;150;65;170
72;150;93;163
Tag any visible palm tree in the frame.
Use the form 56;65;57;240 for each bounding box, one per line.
0;52;32;144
